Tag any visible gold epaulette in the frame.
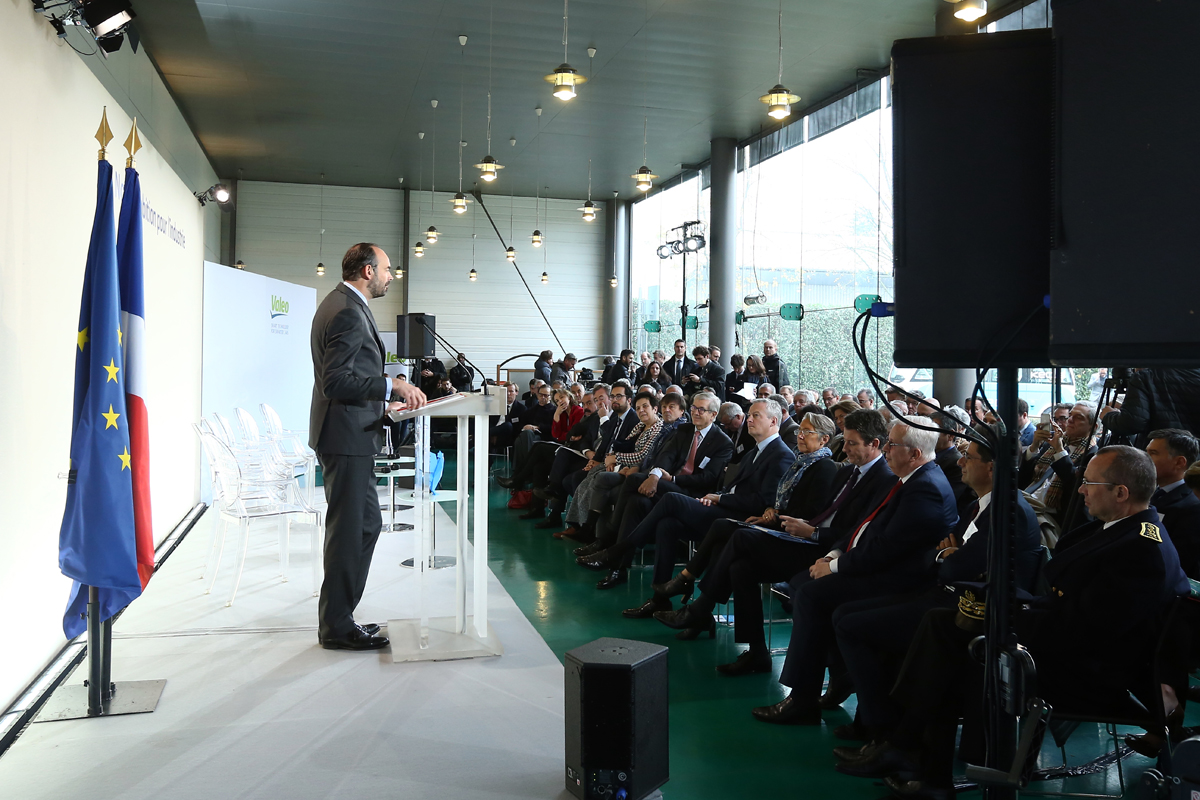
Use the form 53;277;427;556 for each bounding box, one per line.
1139;522;1163;543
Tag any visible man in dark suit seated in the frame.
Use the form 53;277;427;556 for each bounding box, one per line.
682;345;725;400
770;394;800;452
510;383;555;471
831;429;1042;752
652;409;896;646
309;243;427;651
580;399;795;597
663;339;695;386
1019;401;1098;530
489;382;525;451
750;414;958;724
717;402;756;464
843;446;1190;798
1146;428;1200;578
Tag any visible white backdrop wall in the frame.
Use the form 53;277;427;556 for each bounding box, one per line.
201;262;317;455
234;181;406;326
0;3;211;710
406;191;606;380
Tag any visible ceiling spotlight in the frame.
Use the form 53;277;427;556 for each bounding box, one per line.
451;192;469;214
506;246;517;262
469;268;478;282
531;230;544;248
541;272;549;284
744;291;768;305
632;165;658;193
195;183;233;208
475;154;504;182
83;0;135;39
609;276;618;288
683;234;706;252
234;260;246;270
316;262;325;277
578;201;597;222
426;226;439;244
413;241;425;258
656;245;674;259
760;84;801;120
952;0;988;21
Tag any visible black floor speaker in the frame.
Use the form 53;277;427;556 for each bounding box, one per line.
565;638;668;800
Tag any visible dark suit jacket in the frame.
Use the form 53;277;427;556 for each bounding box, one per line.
762;353;789;389
1018;443;1098;529
520;401;555;438
686;361;725;399
449;362;474;392
567;412;602;447
603;362;637;385
818;458;896;548
1155;484;1200;579
833;461;958;587
309;284;389;456
715;436;796;516
778;457;839;520
596;409;639;458
936;493;1042;590
664;356;696;385
651;423;734;496
729;418;758;465
778;415;799;453
504;399;527;425
418;357;447;394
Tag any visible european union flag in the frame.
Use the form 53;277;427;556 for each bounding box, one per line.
59;159;140;639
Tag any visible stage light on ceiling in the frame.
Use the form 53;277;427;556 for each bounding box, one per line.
609;275;618;288
506;246;517;262
452;192;469;214
195;183;232;208
759;1;800;121
541;272;549;284
656;244;674;259
632;166;658;193
316;262;325;277
83;0;135;38
683;234;706;252
952;0;987;21
469;268;478;282
426;226;438;243
413;241;425;258
531;230;543;248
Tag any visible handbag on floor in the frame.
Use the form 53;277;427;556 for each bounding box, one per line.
507;489;534;509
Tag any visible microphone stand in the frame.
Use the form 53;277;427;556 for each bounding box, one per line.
419;321;491;397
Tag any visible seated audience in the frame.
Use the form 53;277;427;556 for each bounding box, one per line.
490;382;526;451
683;345;725;400
725;353;748;405
770;393;800;452
1019;401;1099;530
856;388;875;408
641;359;671;392
1146;428;1200;578
603;349;638;385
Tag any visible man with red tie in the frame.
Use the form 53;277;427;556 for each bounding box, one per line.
752;414;958;725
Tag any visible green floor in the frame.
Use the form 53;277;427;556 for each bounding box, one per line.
445;452;1179;799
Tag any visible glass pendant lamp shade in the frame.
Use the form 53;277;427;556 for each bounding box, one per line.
506;246;517;262
426;226;438;243
469;268;478;281
760;85;800;120
452;192;468;214
531;230;543;247
545;64;587;100
474;154;504;182
953;0;987;21
413;241;425;258
632;166;658;192
578;200;597;222
609;275;618;288
316;262;325;276
541;272;549;284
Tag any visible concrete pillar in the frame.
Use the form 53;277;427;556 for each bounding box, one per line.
602;198;629;354
708;137;738;363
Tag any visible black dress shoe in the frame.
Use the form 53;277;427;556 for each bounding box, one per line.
321;628;390;651
578;551;613;570
818;675;855;709
717;649;773;677
531;486;552;501
596;569;627;589
881;776;954;800
833;719;871;742
652;606;695;629
651;572;695;600
623;596;671;619
675;617;716;640
832;741;874;762
574;540;604;557
358;623;381;636
751;694;821;725
496;476;516;489
833;742;918;778
534;516;562;530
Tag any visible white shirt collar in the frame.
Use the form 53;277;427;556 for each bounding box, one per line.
756;432;780;451
342;281;370;305
694;422;712;439
974;491;992;516
1103;514;1134;530
856;454;883;475
1159;479;1186;494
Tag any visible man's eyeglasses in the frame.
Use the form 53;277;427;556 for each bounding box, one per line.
690;405;712;415
1080;479;1119;488
883;440;909;450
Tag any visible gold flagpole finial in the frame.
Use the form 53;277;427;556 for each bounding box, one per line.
96;107;114;161
123;117;143;168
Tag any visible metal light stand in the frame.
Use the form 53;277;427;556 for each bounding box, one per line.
35;586;166;722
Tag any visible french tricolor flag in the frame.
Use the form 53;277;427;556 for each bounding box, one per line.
117;165;154;588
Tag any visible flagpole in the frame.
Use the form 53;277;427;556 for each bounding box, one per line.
86;586;103;716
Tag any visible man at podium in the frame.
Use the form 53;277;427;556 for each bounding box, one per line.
310;243;426;651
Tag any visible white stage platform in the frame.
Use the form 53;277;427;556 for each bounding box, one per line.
0;493;571;800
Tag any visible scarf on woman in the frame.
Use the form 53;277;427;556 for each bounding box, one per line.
775;446;833;509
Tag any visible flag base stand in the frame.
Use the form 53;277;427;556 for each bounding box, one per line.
34;679;166;722
34;585;165;723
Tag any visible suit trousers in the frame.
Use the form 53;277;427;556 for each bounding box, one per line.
698;528;827;651
547;449;587;495
621;492;741;583
608;474;687;547
513;428;542;472
317;453;383;639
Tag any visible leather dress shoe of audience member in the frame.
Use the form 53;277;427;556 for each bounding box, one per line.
577;550;613;570
595;569;628;590
716;649;773;677
554;526;579;539
321;627;390;651
496;476;517;489
653;606;716;639
751;694;821;725
574;540;604;557
650;572;694;600
622;595;671;619
818;674;855;709
882;776;954;800
833;742;918;778
832;739;883;763
531;486;553;501
833;719;871;742
358;623;381;636
1124;705;1184;758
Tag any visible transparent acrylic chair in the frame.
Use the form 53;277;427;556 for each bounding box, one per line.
195;424;323;606
255;404;317;502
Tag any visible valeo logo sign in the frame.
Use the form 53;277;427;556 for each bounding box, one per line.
270;295;290;318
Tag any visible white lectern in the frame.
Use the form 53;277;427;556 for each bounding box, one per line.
387;391;502;662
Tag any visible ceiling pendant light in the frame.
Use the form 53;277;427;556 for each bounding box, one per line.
531;230;543;247
544;0;587;100
541;272;549;284
426;227;439;243
452;35;472;215
414;132;428;258
506;246;517;262
469;268;478;281
413;241;425;258
632;119;657;192
609;275;618;288
316;173;326;276
316;263;325;277
578;159;599;222
468;231;478;281
952;0;987;21
759;1;800;121
426;99;439;243
532;107;544;247
475;7;504;183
